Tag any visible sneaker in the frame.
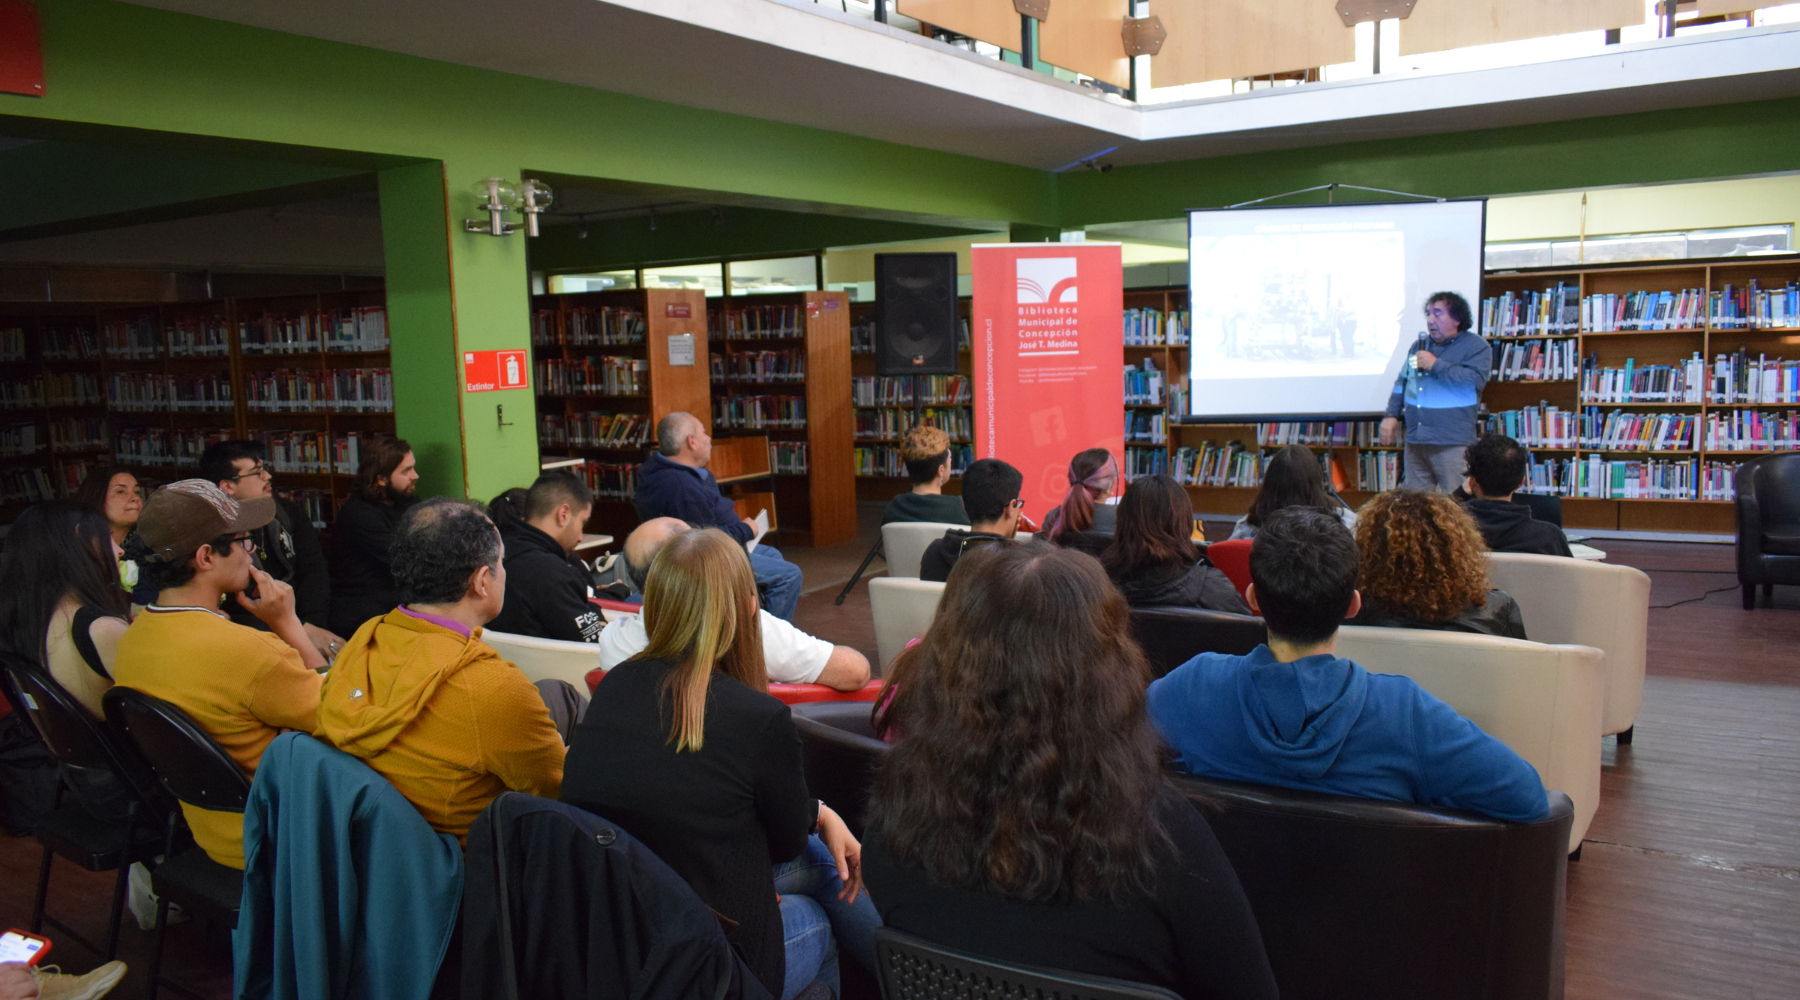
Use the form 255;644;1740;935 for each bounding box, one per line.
31;960;127;1000
127;862;187;931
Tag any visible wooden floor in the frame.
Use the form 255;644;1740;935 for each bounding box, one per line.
3;538;1797;998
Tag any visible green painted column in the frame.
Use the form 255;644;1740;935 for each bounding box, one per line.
378;160;540;502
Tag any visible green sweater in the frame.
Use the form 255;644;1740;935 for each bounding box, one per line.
881;491;968;526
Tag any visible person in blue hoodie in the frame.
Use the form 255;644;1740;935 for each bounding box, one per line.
1146;507;1549;823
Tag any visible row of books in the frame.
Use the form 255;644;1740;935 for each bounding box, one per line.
49;417;107;453
1523;456;1741;500
1484;406;1580;449
713;395;807;430
1482;285;1580;337
532;306;647;347
853;444;973;478
852;407;972;441
107;373;233;412
42;328;98;361
1127;412;1167;445
114;427;232;468
713;305;805;341
0;465;59;504
102;317;166;359
1357;451;1402;492
1710;351;1800;404
240;307;389;354
245;369;395;413
1483;283;1800;336
0;328;25;362
535;357;647;397
1125;446;1168;480
770;441;809;475
1703;410;1800;452
1123;308;1191;347
1493;339;1579;382
1173;442;1264;488
849;319;974;355
537;412;654;450
1255;421;1387;448
578;461;640;501
1581;409;1698;451
850;375;972;406
1580;356;1707;404
1710;281;1799;329
278;488;332;529
0;374;105;408
711;350;806;383
0;422;39;457
1583;289;1706;332
246;430;368;475
1124;359;1165;406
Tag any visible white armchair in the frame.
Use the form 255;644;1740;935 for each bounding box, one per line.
879;521;964;579
1336;625;1606;854
481;628;602;691
868;577;946;674
1487;552;1651;741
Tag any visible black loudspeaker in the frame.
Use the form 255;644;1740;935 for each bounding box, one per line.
874;252;959;376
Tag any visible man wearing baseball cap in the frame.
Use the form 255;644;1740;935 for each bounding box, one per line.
112;479;330;869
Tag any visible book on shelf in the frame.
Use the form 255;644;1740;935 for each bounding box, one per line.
1578;408;1698;452
534;357;647;396
41;328;97;361
770;441;809;475
1711;280;1799;329
1358;450;1402;492
1703;409;1799;452
853;443;972;478
102;316;164;359
1124;358;1164;405
1583;288;1705;332
1550;456;1739;501
711;350;807;383
1254;420;1385;448
1125;445;1168;478
114;427;232;468
713;394;806;430
1123;307;1191;347
848;317;972;355
245;369;394;413
239;312;319;354
166;316;230;358
1173;442;1263;488
0;422;39;457
1493;339;1578;382
717;305;804;341
0;327;25;362
1127;411;1167;445
534;305;645;347
578;461;640;500
537;412;654;450
1484;406;1578;449
47;417;106;453
0;465;57;503
1710;351;1800;404
323;306;390;353
853;406;971;442
1579;355;1706;404
1481;283;1579;337
278;487;331;529
851;375;971;407
250;429;334;474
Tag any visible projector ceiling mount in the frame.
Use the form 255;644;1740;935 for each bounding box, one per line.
1227;183;1446;209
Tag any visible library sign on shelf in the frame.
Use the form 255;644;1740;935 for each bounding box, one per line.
465;349;528;392
972;243;1124;512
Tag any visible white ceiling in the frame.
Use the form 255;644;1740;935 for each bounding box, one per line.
123;0;1800;171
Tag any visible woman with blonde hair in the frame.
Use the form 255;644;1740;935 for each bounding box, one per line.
561;527;878;1000
1350;489;1526;638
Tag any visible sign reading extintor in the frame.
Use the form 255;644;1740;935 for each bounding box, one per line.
464;349;529;393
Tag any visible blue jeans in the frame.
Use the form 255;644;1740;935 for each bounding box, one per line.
773;835;881;1000
750;545;804;622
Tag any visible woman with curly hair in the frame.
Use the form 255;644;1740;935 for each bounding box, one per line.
865;541;1276;1000
1350;489;1526;639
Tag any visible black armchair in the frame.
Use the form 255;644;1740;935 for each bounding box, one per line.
1734;452;1800;608
789;701;885;838
1127;606;1268;678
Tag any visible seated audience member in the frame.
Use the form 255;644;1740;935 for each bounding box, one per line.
597;517;870;690
634;412;803;622
314;498;565;840
562;528;879;1000
1039;447;1120;544
866;541;1276;1000
0;502;131;717
1101;475;1249;614
919;459;1023;583
1147;508;1549;822
0;959;125;1000
1230;444;1354;541
74;465;141;554
1459;434;1573;557
328;435;419;638
486;472;605;643
200;440;342;659
1350;490;1527;639
880;425;968;526
113;481;329;868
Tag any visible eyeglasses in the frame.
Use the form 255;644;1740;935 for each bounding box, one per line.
227;464;270;481
231;534;255;552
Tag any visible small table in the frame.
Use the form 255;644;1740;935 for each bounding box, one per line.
574;533;614;553
1569;543;1607;561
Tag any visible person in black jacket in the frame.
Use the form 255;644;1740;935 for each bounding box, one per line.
1101;474;1248;614
919;459;1022;583
200;440;342;660
866;541;1277;1000
561;528;879;1000
327;435;418;638
487;471;605;643
1459;434;1574;557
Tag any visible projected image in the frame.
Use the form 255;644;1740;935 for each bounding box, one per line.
1192;232;1406;378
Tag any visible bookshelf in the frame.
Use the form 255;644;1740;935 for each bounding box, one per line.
707;291;855;548
849;298;975;503
530;287;709;543
0;290;394;529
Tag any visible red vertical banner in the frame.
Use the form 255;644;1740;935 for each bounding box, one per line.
972;243;1124;516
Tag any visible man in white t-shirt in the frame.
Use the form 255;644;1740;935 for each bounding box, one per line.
596;518;872;690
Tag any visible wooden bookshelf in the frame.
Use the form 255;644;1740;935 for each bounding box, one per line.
0;289;394;528
849;298;974;504
707;290;855;548
530;287;708;543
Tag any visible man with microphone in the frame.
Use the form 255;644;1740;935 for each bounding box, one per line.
1378;292;1489;491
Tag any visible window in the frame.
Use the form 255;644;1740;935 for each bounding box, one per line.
1484;225;1793;269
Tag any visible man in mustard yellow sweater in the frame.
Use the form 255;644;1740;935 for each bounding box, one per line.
314;498;564;840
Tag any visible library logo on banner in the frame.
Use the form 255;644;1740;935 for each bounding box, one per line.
1016;257;1079;304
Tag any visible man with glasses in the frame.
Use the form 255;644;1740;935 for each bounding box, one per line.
920;459;1025;583
201;440;341;660
113;480;329;869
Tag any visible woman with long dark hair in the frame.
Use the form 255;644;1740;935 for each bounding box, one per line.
1229;444;1353;541
1101;475;1247;614
0;501;132;717
73;465;142;552
865;541;1275;1000
561;528;879;1000
1039;447;1120;544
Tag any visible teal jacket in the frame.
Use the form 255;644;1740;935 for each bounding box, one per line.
233;733;463;1000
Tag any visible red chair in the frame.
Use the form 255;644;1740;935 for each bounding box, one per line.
589;597;641;617
586;667;883;704
1206;538;1253;602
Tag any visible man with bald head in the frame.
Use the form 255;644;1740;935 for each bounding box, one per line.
633;411;804;621
598;518;870;690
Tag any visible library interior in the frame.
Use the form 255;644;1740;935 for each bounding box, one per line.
2;2;1800;999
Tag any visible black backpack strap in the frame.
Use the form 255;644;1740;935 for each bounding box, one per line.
70;606;109;680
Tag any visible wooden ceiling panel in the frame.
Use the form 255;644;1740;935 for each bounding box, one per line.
895;0;1025;53
1399;0;1646;56
1151;0;1356;89
1039;0;1132;89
